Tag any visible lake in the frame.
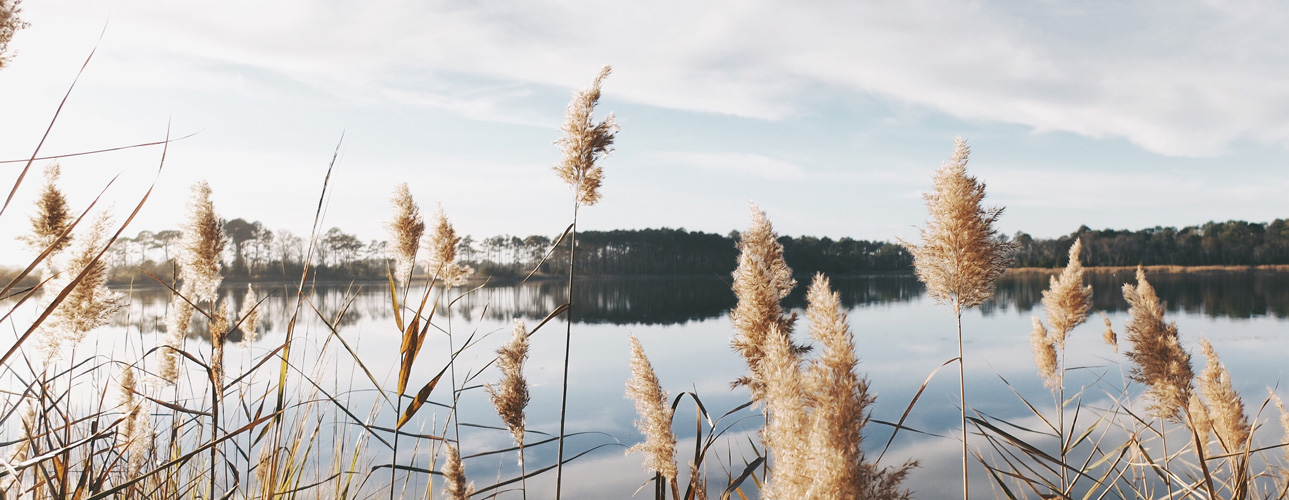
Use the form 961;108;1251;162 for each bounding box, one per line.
24;270;1289;498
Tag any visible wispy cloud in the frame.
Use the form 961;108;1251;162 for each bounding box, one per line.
651;151;807;180
27;0;1285;157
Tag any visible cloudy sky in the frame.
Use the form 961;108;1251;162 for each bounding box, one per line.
0;1;1286;262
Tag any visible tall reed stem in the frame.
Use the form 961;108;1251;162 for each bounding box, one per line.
555;205;578;499
955;300;968;500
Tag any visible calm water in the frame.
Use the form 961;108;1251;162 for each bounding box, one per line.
22;271;1289;498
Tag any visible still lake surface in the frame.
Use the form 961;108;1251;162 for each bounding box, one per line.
85;271;1289;497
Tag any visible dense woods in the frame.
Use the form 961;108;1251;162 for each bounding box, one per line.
97;218;1289;284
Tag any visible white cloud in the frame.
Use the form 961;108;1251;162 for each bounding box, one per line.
13;0;1281;157
651;151;806;180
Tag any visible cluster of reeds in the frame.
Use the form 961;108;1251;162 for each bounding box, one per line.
8;19;1289;500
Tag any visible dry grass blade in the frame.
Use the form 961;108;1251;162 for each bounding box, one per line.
396;360;455;430
519;222;574;285
0;132;197;165
878;357;957;462
718;456;765;500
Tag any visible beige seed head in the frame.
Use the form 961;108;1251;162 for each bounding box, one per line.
210;300;230;398
0;0;27;69
1030;318;1059;391
1041;238;1093;346
904;138;1016;313
1122;267;1194;422
802;274;873;498
39;211;125;357
1100;312;1117;353
553;65;618;207
1197;337;1249;453
159;291;193;385
1188;393;1212;451
730;203;800;399
424;204;472;287
625;335;678;482
1270;392;1289;472
118;365;150;478
239;285;260;343
386;182;424;286
759;325;809;499
442;443;475;500
177;181;225;303
22;162;72;255
486;320;530;450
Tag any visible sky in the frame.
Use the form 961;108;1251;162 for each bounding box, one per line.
0;1;1287;263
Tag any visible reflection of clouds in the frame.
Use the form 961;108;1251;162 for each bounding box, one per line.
72;274;1289;496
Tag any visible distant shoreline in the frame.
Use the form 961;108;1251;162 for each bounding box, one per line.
1007;264;1289;275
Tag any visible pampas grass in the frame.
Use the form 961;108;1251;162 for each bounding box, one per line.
21;162;72;256
553;65;617;207
904;138;1015;500
730;203;799;400
1122;267;1194;422
625;335;679;487
239;284;259;342
387;182;424;287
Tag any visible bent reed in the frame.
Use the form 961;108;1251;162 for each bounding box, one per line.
2;34;1289;500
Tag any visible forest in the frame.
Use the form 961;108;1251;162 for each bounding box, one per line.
93;217;1289;284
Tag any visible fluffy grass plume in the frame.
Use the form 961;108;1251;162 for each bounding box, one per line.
158;293;193;384
178;180;225;303
21;162;72;255
1040;238;1092;347
904;138;1016;313
554;65;618;207
1100;311;1117;352
1197;337;1250;453
625;335;678;483
1030;317;1059;389
117;365;151;478
801;274;913;500
386;182;424;286
210;300;230;398
39;211;124;356
442;443;475;500
759;326;810;499
1122;267;1194;422
424;204;471;287
239;284;260;343
730;203;800;399
487;319;530;450
0;0;26;68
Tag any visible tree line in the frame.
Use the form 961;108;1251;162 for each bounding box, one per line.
101;217;1289;284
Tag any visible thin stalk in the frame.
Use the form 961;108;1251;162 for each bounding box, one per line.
1059;341;1068;495
555;204;579;500
955;299;968;500
1161;418;1173;500
519;441;528;500
390;388;401;500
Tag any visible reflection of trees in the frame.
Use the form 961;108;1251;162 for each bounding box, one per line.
986;271;1289;319
109;271;1289;335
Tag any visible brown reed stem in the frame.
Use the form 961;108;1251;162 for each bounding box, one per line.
555;206;577;500
955;299;968;500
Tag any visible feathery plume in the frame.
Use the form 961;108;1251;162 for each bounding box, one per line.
554;65;618;207
424;204;472;287
177;181;225;303
689;462;708;500
1101;312;1117;352
625;335;678;483
1041;239;1092;347
759;326;810;499
1271;392;1289;475
239;284;260;343
1030;318;1059;390
386;182;424;286
0;0;27;69
210;300;230;398
22;162;72;255
39;211;125;356
1197;337;1249;453
118;365;151;478
1122;267;1193;422
1188;393;1212;449
158;292;193;384
730;203;800;398
487;320;530;450
442;444;475;500
904;138;1016;312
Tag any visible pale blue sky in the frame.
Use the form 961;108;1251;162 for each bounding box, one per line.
0;1;1286;263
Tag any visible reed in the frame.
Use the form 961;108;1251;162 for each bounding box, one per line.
904;138;1015;500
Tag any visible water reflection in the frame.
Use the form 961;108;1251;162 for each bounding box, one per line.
112;271;1289;340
